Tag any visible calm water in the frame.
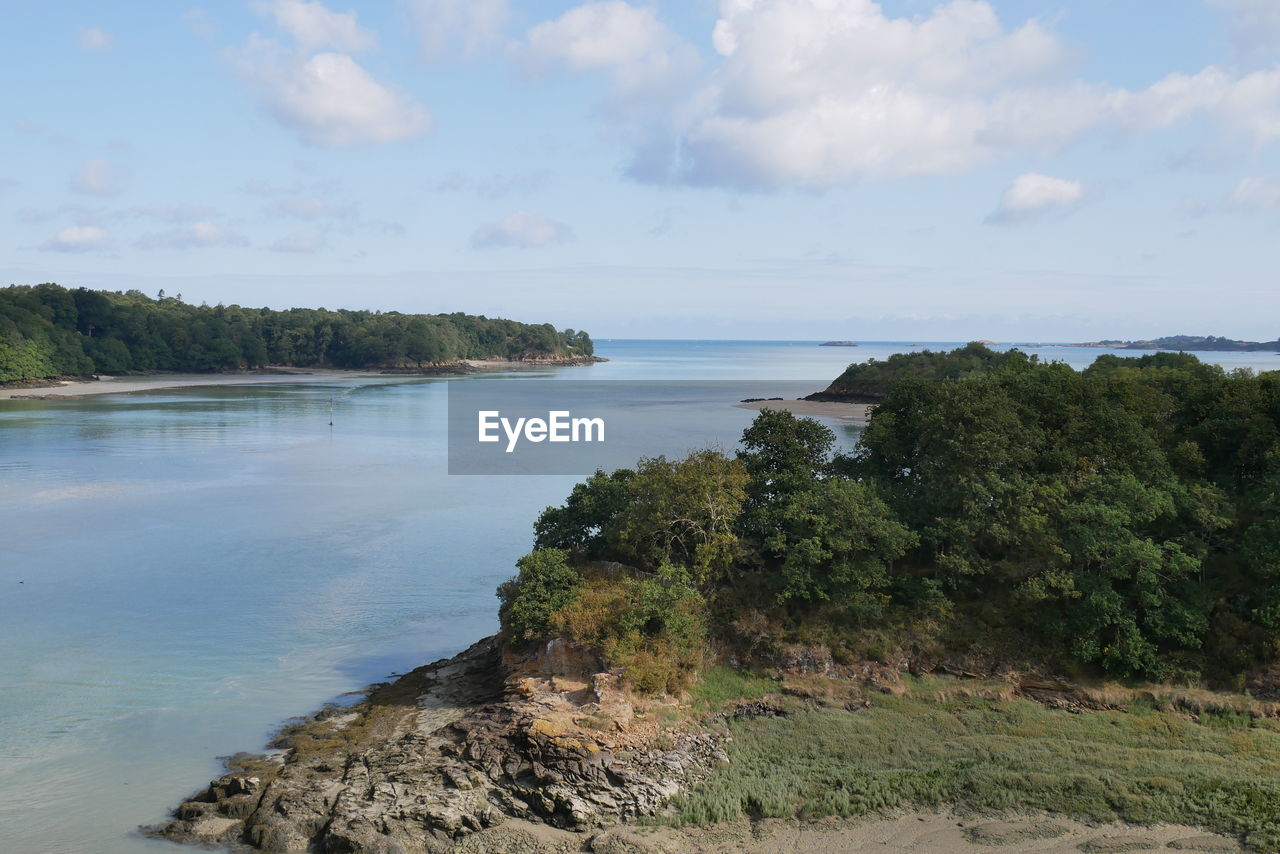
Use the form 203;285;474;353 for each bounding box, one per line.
1;340;1276;853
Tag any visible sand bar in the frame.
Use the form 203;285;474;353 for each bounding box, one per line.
0;368;388;400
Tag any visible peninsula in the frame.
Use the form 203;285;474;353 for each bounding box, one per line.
0;284;597;387
155;345;1280;853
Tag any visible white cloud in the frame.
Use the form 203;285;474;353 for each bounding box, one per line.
46;225;110;252
1210;0;1280;64
989;173;1083;222
1231;175;1280;209
520;1;699;109
70;159;125;196
470;211;572;249
135;221;248;250
251;0;376;51
230;37;431;147
404;0;507;60
78;26;115;51
1111;66;1280;147
528;0;1280;190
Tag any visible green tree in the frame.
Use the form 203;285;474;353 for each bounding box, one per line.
496;549;582;644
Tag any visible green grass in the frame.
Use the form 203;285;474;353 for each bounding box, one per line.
689;665;779;708
674;692;1280;851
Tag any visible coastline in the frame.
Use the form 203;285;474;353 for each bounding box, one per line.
734;398;873;422
1;357;606;400
150;636;1247;854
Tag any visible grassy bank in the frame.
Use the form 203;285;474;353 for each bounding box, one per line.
677;670;1280;851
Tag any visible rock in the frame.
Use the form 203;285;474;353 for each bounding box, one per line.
148;635;722;853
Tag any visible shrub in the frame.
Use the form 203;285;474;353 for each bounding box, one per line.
552;564;709;694
497;549;581;644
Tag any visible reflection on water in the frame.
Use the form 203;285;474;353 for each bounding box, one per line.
0;340;1274;853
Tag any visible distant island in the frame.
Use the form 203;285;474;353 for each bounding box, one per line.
0;283;595;385
1073;334;1280;351
819;340;858;347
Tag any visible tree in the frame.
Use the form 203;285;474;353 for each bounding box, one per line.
607;450;749;585
765;478;916;611
497;549;582;644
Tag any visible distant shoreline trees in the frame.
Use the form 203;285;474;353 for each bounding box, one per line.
0;283;593;382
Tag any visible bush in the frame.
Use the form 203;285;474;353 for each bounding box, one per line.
497;549;581;644
552;564;709;694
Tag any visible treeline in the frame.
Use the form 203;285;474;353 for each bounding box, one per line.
1084;335;1280;351
0;283;593;382
809;341;1025;402
500;344;1280;693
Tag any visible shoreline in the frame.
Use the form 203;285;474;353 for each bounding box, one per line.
1;357;606;400
149;635;1248;854
734;398;873;422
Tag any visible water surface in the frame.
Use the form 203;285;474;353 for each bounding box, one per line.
1;340;1274;853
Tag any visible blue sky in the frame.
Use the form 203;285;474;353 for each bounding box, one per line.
2;0;1278;340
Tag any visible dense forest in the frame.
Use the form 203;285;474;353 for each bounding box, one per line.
808;341;1027;402
0;283;594;383
500;344;1280;694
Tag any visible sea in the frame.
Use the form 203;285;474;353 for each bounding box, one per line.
1;339;1277;853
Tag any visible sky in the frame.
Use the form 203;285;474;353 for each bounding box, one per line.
2;0;1279;341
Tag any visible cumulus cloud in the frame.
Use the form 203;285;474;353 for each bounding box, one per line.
519;1;699;109
988;173;1084;223
46;225;110;252
1231;175;1280;209
251;0;376;51
70;159;125;196
135;221;248;250
78;26;115;51
405;0;508;60
232;2;428;148
231;36;430;147
470;211;572;249
527;0;1280;190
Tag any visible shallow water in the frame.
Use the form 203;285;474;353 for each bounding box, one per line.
0;340;1273;853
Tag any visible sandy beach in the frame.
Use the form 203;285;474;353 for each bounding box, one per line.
0;368;386;399
735;398;873;422
0;359;601;400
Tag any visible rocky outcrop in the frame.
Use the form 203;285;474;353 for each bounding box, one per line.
149;637;725;853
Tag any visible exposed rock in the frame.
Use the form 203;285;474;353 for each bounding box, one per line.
148;636;722;853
